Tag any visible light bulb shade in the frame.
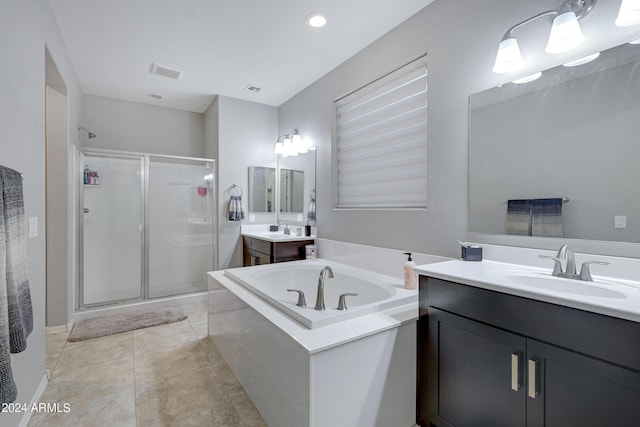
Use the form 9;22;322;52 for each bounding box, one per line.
493;37;524;73
291;133;303;152
616;0;640;26
274;141;284;154
545;12;585;54
512;72;542;84
562;52;600;67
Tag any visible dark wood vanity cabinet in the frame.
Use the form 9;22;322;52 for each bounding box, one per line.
418;276;640;427
242;236;313;266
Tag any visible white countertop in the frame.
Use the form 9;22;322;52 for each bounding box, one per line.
415;259;640;323
241;224;316;242
241;229;316;242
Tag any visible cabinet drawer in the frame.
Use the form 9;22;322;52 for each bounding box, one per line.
243;236;271;255
273;240;314;262
425;277;640;371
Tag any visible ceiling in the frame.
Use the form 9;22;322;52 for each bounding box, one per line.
49;0;434;113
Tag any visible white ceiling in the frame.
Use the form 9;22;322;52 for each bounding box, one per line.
49;0;434;113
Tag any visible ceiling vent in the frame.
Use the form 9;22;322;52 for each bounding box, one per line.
150;63;183;80
245;85;262;93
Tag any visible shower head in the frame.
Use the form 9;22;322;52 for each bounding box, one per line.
78;126;97;139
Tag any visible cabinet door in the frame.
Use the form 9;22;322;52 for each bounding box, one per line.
428;308;527;427
527;339;640;427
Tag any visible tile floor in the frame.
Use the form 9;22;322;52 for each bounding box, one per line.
28;300;267;427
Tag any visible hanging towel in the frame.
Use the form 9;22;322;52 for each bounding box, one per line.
228;195;245;221
307;190;316;223
0;166;33;404
532;198;563;237
506;199;532;236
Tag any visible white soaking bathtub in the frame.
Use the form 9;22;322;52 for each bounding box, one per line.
208;259;419;427
223;259;416;328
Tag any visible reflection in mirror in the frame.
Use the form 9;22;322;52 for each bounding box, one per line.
248;166;276;213
280;169;304;213
469;41;640;243
278;150;316;223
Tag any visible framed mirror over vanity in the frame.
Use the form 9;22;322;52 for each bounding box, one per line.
468;40;640;246
244;147;316;266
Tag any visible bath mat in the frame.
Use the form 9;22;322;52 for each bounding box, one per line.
67;308;188;342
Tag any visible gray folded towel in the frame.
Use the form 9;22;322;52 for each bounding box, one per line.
506;199;532;235
532;198;563;237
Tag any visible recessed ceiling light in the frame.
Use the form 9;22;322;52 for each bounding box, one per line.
147;93;163;99
306;12;327;28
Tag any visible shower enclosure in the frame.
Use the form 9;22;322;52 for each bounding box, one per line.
78;149;216;308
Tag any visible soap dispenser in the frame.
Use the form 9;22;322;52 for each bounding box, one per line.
403;252;417;290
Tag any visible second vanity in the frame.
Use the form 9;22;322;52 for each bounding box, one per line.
241;225;315;266
415;249;640;427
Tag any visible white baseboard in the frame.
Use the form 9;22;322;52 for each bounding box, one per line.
18;373;48;427
46;321;74;335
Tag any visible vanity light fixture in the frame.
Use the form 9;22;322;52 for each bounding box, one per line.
616;0;640;26
562;51;600;66
274;130;313;156
493;0;596;74
512;72;542;84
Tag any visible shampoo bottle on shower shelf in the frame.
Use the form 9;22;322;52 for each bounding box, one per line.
403;252;417;290
84;165;90;185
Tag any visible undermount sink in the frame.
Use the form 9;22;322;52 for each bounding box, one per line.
499;271;627;299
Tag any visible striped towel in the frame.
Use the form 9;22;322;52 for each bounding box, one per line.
506;199;532;235
228;195;245;221
0;166;33;404
307;190;316;223
532;198;563;237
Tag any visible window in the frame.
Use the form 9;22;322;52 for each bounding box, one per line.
334;56;427;209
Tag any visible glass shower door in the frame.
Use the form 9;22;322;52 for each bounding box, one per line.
81;154;144;306
147;157;214;298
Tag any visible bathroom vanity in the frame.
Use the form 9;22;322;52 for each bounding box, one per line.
241;228;314;266
416;259;640;427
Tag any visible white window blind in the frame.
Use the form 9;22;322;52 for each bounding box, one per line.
334;56;427;209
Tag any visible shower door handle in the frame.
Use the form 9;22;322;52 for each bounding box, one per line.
83;208;90;213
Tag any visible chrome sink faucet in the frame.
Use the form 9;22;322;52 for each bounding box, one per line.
279;222;290;235
315;266;334;310
539;245;608;282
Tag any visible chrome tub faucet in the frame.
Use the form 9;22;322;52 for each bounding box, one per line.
314;266;334;310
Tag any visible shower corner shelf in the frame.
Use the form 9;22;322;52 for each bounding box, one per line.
84;184;101;187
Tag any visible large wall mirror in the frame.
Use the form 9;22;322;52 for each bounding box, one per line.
248;166;276;213
469;40;640;244
278;150;316;223
248;150;316;223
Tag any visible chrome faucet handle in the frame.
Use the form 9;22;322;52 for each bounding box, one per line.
286;289;307;307
579;261;609;282
337;293;358;311
556;245;577;275
538;255;563;276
